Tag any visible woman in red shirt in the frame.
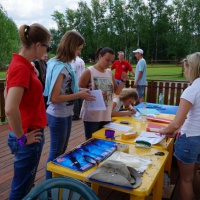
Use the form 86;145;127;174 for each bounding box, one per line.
5;23;51;200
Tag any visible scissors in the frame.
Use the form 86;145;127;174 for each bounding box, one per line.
144;151;165;156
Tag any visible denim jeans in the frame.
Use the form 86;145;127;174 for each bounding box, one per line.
46;113;72;179
84;121;110;140
8;130;44;200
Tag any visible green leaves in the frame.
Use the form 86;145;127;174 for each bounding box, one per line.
0;5;19;69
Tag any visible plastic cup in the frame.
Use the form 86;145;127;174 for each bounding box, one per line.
105;129;115;138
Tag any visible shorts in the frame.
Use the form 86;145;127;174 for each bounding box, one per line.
174;134;200;164
136;85;145;98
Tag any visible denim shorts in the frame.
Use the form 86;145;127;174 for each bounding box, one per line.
174;134;200;164
136;85;145;98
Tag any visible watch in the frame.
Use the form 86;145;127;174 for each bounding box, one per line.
16;134;27;146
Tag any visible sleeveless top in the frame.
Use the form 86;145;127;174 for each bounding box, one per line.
80;66;114;122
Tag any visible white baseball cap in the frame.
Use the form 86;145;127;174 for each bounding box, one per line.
133;49;144;54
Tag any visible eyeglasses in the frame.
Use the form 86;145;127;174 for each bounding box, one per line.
41;43;52;52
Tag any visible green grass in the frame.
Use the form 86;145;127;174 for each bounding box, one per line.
0;64;186;81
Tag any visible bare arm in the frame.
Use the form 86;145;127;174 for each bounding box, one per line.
159;99;192;137
113;71;128;95
5;87;46;144
5;87;24;138
79;69;91;88
51;73;95;103
134;71;143;87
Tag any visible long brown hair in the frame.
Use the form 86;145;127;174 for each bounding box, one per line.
56;30;85;63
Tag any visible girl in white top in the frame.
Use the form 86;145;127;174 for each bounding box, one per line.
159;52;200;200
79;47;128;139
112;88;138;117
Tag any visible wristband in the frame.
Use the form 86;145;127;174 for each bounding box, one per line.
16;134;27;146
121;79;126;83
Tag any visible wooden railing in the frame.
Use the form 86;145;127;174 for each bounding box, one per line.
125;79;189;106
0;80;5;123
0;79;190;123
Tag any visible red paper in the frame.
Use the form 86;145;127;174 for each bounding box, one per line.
146;123;167;132
146;116;172;124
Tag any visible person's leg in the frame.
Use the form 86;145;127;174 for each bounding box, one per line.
8;130;44;200
174;134;200;200
73;99;80;120
83;121;110;140
177;160;195;200
136;85;145;103
193;164;200;200
63;115;72;153
46;113;70;179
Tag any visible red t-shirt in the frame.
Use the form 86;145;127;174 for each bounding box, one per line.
6;54;47;133
111;60;132;80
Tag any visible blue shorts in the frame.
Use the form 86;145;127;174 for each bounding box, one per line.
174;134;200;164
136;85;145;98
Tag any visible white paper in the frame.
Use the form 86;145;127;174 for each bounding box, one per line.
85;90;106;111
107;151;152;173
134;134;166;145
104;122;133;132
140;131;163;138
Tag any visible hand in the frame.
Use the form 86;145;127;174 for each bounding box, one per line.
26;129;43;145
159;128;175;138
133;83;137;88
79;89;95;101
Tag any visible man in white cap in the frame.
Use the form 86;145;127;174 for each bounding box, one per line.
132;48;146;103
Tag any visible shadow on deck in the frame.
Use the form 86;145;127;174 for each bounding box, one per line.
0;120;180;200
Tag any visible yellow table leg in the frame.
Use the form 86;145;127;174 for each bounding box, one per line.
164;138;174;176
91;183;99;195
152;166;164;200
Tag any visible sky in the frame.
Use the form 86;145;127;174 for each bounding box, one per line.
1;0;91;30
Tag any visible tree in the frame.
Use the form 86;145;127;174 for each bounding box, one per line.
0;4;19;69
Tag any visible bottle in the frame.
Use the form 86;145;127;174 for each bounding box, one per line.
141;102;147;123
159;93;163;105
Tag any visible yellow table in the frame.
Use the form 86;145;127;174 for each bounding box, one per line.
47;143;169;200
92;114;175;175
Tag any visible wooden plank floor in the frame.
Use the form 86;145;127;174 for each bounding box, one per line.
0;120;179;200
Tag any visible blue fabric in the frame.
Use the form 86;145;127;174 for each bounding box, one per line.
44;58;79;105
8;130;44;200
46;113;72;179
174;134;200;164
136;85;145;98
84;121;110;140
135;102;179;115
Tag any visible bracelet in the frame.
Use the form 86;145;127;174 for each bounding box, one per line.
121;79;126;83
16;134;27;146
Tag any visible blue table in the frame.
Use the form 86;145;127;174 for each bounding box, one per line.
135;102;179;115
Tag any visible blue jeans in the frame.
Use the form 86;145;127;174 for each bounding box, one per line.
174;134;200;164
8;130;44;200
84;121;110;140
136;85;145;98
46;113;72;179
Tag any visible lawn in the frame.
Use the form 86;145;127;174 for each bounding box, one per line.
0;64;186;81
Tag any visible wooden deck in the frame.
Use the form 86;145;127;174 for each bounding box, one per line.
0;120;180;200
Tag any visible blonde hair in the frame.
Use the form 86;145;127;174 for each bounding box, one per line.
56;30;84;62
119;88;138;102
19;23;51;49
186;52;200;82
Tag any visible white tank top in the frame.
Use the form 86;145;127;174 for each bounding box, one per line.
80;66;114;122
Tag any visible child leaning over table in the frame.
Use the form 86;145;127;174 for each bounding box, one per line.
111;88;138;117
